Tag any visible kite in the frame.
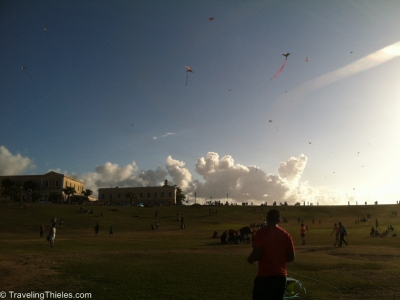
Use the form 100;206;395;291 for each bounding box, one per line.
44;27;48;31
21;66;32;78
228;88;231;91
306;57;309;62
209;17;214;21
269;120;272;123
271;53;290;80
185;65;193;86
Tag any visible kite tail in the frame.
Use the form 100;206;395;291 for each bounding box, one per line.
270;59;287;80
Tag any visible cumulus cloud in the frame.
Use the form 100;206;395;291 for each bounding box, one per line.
77;152;325;205
277;154;307;182
80;161;167;192
166;155;192;191
191;152;318;205
0;146;36;175
0;142;342;205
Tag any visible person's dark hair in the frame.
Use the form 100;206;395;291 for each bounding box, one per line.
267;209;280;223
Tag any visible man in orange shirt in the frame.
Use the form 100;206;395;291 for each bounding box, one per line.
247;209;295;300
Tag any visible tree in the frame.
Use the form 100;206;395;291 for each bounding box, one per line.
63;187;76;204
82;189;93;200
31;191;43;202
22;180;36;202
176;187;186;205
49;192;63;203
1;178;16;201
23;180;36;192
128;192;138;205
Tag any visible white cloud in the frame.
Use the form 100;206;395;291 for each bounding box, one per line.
277;154;307;182
153;132;176;140
77;152;327;205
166;155;192;191
80;161;167;193
0;146;36;175
0;144;350;205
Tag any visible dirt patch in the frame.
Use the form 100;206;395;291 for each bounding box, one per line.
0;254;60;291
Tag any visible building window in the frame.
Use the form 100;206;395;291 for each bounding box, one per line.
109;194;113;200
154;192;157;198
168;192;172;197
161;192;164;198
125;193;129;199
147;193;150;198
55;180;59;187
45;180;49;188
140;193;143;199
102;194;105;200
117;194;121;199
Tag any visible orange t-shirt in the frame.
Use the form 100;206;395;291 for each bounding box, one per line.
253;225;295;276
300;226;306;234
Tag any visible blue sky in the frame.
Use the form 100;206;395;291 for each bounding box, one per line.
1;0;399;205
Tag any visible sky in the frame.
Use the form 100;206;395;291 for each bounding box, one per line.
1;0;400;205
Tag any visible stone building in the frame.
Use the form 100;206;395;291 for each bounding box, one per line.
0;171;85;201
98;180;177;206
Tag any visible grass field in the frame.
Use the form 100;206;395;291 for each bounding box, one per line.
1;202;399;300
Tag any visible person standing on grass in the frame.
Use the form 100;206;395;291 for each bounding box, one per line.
338;222;348;247
375;219;380;230
40;224;45;238
330;223;340;246
109;225;114;236
247;209;295;300
95;223;99;236
300;224;306;245
48;224;56;247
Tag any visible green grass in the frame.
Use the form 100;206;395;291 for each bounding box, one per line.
1;202;400;299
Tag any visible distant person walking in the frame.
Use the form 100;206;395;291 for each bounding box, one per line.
109;225;114;236
247;209;295;300
375;219;380;230
48;224;56;247
95;223;99;236
338;222;348;247
300;224;306;245
330;223;340;246
39;224;45;238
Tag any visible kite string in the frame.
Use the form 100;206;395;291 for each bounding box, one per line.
270;59;287;80
289;271;343;299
